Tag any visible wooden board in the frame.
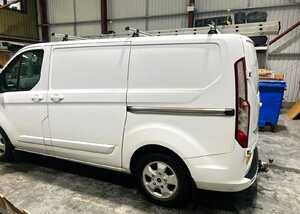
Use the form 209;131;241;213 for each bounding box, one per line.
287;100;300;119
0;194;29;214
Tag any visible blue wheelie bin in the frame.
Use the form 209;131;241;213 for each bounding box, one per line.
258;81;286;131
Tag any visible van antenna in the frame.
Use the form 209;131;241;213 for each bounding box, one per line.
125;26;153;37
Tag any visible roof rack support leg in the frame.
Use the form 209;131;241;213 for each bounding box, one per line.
101;0;108;34
38;0;49;42
188;0;195;28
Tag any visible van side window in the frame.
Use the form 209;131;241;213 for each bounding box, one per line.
1;55;21;91
1;50;44;92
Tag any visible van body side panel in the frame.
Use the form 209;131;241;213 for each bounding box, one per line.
185;36;259;191
123;37;245;170
47;43;130;167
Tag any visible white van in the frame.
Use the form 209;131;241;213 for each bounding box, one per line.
0;34;259;206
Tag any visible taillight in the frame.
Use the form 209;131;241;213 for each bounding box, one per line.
235;57;250;148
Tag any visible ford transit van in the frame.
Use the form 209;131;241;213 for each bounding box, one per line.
0;34;259;206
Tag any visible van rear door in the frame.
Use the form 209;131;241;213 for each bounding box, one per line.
244;39;259;149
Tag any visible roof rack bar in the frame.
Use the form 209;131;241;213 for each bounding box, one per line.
147;21;280;36
125;26;153;37
51;21;280;42
51;33;89;41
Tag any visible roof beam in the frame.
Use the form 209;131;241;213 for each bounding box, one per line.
38;0;49;42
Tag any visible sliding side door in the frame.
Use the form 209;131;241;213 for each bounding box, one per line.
47;42;130;168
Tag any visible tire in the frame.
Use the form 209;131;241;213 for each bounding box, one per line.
0;129;13;161
134;153;192;207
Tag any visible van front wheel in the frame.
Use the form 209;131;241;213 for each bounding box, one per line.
135;153;192;207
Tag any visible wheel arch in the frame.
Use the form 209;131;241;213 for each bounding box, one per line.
0;126;14;148
0;111;16;147
129;144;192;178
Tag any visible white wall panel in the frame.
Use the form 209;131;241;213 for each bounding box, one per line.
148;16;187;30
48;0;74;23
49;25;75;42
251;0;295;7
77;23;101;36
267;7;300;101
110;19;146;33
195;0;248;11
269;59;300;101
108;0;146;19
148;0;186;16
195;11;226;20
75;0;101;22
266;6;300;101
268;7;300;54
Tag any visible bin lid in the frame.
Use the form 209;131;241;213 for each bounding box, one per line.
259;81;286;88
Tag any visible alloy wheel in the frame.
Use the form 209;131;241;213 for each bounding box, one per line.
142;161;178;200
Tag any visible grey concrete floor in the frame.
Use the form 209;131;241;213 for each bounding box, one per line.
0;112;299;214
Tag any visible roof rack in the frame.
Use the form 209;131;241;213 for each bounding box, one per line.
146;21;280;37
125;26;153;37
51;21;280;41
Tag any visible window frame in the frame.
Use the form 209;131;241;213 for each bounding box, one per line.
1;54;21;92
1;0;27;13
0;49;44;93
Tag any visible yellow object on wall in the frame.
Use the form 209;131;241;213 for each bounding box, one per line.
287;100;300;119
0;51;10;67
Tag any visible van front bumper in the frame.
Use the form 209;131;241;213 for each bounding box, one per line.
186;147;259;192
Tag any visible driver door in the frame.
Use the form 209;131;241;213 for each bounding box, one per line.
0;47;50;154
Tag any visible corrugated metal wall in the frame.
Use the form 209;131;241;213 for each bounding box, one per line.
47;0;102;40
195;0;248;11
267;7;300;101
48;0;188;38
148;0;187;30
0;0;39;41
46;0;300;101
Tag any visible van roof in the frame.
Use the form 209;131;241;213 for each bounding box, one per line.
26;34;250;49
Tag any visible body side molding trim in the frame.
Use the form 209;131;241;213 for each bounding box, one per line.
127;106;235;116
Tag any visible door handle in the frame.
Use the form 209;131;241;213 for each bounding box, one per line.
50;94;64;103
31;94;44;103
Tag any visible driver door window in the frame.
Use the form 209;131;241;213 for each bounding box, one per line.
2;56;20;91
1;50;44;92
